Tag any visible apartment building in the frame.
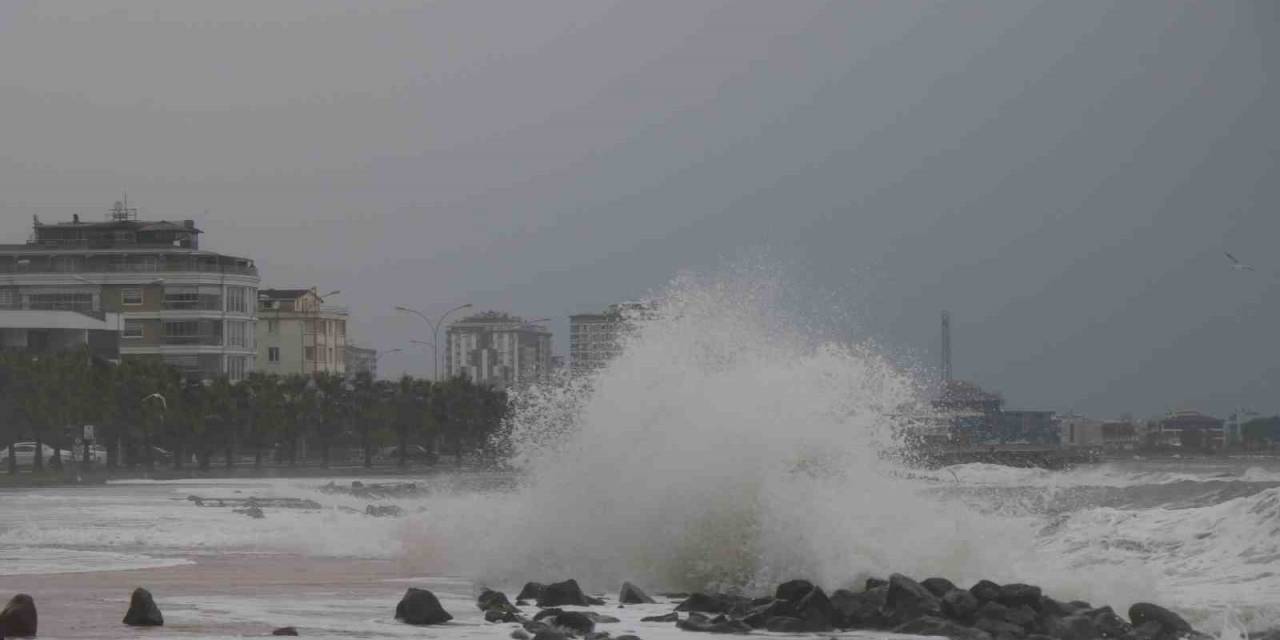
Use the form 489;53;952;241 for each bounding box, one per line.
256;288;348;376
0;202;259;380
445;311;551;387
568;301;654;373
345;345;377;378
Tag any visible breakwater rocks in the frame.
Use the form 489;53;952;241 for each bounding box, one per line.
476;575;1215;640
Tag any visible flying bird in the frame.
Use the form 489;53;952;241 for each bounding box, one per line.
1225;252;1255;272
141;392;168;410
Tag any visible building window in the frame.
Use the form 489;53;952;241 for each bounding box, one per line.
268;347;280;363
226;286;248;313
0;289;15;309
304;346;315;361
26;292;95;312
121;288;143;305
123;320;144;339
227;356;246;382
227;321;247;347
318;347;327;363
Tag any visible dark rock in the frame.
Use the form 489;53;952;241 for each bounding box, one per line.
764;616;807;633
479;588;517;611
741;599;796;628
272;627;300;636
640;612;678;623
538;580;604;607
996;584;1042;609
619;582;655;605
794;586;835;631
1035;597;1075;618
395;587;453;625
675;593;748;615
511;630;532;640
517;600;530;607
1127;620;1165;640
774;579;815;602
976;601;1012;621
525;621;553;634
975;617;1026;639
676;612;752;634
1128;603;1191;636
518;583;548;602
123;587;164;626
584;613;619;624
533;630;571;640
1086;606;1133;638
893;615;993;640
942;589;981;621
1068;601;1092;611
830;587;886;629
236;505;266;518
1044;614;1099;640
970;580;1002;602
865;577;888;591
1004;605;1038;629
551;611;596;635
534;608;566;622
886;574;942;625
0;594;38;638
586;632;611;640
487;608;520;623
923;578;959;598
615;636;642;640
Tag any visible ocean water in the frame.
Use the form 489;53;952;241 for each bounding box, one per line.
2;271;1278;638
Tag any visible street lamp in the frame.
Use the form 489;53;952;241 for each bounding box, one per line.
393;303;472;381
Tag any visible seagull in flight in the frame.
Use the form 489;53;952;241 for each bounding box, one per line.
141;392;168;410
1225;252;1255;272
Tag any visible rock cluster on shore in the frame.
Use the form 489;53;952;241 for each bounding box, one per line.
469;574;1220;640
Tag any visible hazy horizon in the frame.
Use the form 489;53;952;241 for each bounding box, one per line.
1;1;1276;419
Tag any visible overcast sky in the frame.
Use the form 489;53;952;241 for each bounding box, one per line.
1;1;1276;418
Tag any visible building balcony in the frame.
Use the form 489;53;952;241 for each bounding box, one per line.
0;255;258;277
161;335;224;346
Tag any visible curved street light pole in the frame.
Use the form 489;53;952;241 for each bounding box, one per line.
394;303;472;381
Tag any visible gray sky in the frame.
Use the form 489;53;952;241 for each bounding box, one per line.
1;1;1276;418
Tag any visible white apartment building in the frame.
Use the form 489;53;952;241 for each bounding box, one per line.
445;312;551;387
0;203;259;380
569;301;654;373
256;288;348;376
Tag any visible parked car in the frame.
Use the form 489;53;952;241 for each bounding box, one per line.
8;442;75;468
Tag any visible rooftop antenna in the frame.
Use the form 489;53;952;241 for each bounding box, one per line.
110;193;138;222
941;310;952;383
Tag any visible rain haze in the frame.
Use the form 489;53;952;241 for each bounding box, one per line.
1;0;1276;418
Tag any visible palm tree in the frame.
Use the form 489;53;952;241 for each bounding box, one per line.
312;373;347;468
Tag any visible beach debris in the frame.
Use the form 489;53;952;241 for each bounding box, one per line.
272;627;300;636
122;587;164;626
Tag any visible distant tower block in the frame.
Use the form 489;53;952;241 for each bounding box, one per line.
940;310;952;382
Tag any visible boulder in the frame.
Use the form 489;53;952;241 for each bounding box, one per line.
996;584;1042;609
586;632;611;640
674;593;745;615
619;582;655;605
0;594;38;638
586;613;620;624
615;636;642;640
511;630;532;640
830;587;886;629
741;599;796;628
1043;614;1098;640
236;505;266;519
486;608;520;623
272;627;300;636
550;611;595;635
1128;603;1192;636
1086;606;1132;638
922;578;959;598
865;577;888;591
538;580;604;607
974;617;1026;639
676;612;752;634
640;612;678;623
886;574;942;625
774;579;815;602
533;630;571;640
893;615;993;640
478;589;517;612
794;586;835;631
1127;620;1167;640
941;589;981;621
394;587;453;625
535;608;566;622
970;580;1002;602
518;582;549;602
122;587;164;626
525;620;553;634
764;616;807;632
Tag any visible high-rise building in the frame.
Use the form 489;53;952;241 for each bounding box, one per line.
445;311;551;387
256;288;348;376
0;202;259;380
569;301;653;373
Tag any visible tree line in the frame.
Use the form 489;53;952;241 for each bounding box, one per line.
0;350;508;473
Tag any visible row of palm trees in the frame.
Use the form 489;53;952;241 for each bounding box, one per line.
0;349;508;473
